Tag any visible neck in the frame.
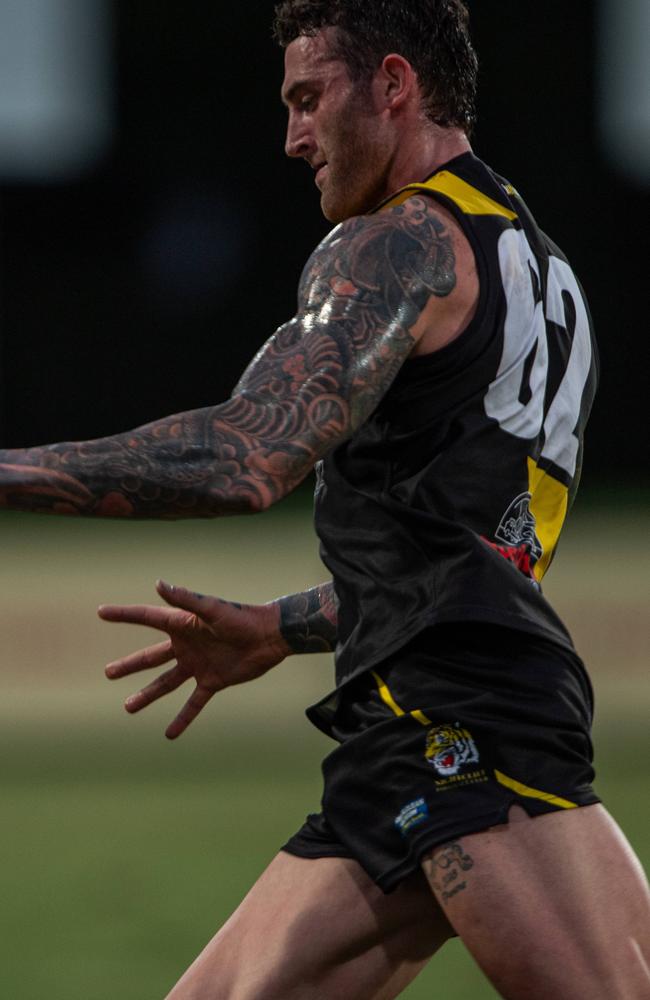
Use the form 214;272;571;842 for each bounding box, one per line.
386;126;472;196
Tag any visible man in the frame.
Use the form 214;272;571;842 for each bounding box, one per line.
1;2;648;997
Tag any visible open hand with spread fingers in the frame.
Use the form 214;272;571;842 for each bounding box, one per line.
98;581;290;739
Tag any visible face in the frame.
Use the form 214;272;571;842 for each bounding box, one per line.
282;29;393;223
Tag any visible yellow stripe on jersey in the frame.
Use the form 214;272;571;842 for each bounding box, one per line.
371;670;404;715
379;171;518;221
494;769;578;809
527;457;569;580
371;671;431;725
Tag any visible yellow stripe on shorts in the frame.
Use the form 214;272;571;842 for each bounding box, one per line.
372;674;578;809
494;770;577;809
371;671;431;726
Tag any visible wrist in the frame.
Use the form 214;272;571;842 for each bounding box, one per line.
275;586;337;655
262;599;294;658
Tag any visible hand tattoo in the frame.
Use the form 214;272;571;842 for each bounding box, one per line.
0;196;456;518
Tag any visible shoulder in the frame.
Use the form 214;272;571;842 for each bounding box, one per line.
300;195;469;304
313;193;464;256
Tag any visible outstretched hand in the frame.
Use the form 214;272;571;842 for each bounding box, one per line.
98;581;289;739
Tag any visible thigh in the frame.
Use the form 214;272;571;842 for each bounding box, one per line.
165;851;453;1000
422;803;650;1000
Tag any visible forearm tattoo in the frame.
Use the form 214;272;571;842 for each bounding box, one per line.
278;582;339;653
0;197;455;518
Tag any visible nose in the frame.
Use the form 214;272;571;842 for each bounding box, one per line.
285;111;314;159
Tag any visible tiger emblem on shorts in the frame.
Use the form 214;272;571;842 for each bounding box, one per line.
425;724;480;777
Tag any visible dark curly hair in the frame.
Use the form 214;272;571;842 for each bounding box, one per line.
273;0;478;134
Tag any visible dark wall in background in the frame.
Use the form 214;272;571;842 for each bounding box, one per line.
1;1;646;487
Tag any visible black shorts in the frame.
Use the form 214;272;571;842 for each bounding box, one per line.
282;623;599;893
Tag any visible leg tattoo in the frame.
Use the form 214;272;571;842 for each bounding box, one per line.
424;841;475;905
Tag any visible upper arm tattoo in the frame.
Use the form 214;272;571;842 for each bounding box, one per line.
0;197;456;518
237;196;456;434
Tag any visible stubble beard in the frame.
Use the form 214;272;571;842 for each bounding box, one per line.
321;131;389;223
319;80;390;223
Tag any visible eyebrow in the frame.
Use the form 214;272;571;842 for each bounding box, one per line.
281;79;314;107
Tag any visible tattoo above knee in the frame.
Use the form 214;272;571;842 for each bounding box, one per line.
423;840;475;905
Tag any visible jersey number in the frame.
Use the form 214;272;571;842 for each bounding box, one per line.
484;229;592;480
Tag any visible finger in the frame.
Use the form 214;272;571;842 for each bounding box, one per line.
105;639;173;679
165;684;216;740
156;580;217;617
124;664;187;714
98;603;178;631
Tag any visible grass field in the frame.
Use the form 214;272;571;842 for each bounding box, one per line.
0;493;647;999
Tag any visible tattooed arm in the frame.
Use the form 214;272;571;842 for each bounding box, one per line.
99;579;337;738
0;196;458;518
278;581;338;653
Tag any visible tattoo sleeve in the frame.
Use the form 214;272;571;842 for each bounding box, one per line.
277;581;338;654
0;197;456;518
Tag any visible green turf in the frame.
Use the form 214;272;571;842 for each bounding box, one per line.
0;500;647;998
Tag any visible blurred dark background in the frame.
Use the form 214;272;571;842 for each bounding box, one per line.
1;1;647;489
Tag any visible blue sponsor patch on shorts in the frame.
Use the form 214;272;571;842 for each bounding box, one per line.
394;797;429;836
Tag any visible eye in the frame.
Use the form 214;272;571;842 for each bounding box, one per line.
300;95;317;113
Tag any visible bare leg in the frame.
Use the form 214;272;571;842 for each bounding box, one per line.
422;804;650;1000
166;851;454;999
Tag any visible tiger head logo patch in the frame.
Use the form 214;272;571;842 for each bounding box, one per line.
425;724;480;777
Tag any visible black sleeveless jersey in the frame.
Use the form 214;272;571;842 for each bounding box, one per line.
314;152;598;688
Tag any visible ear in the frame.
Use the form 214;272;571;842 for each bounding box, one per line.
374;53;417;113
